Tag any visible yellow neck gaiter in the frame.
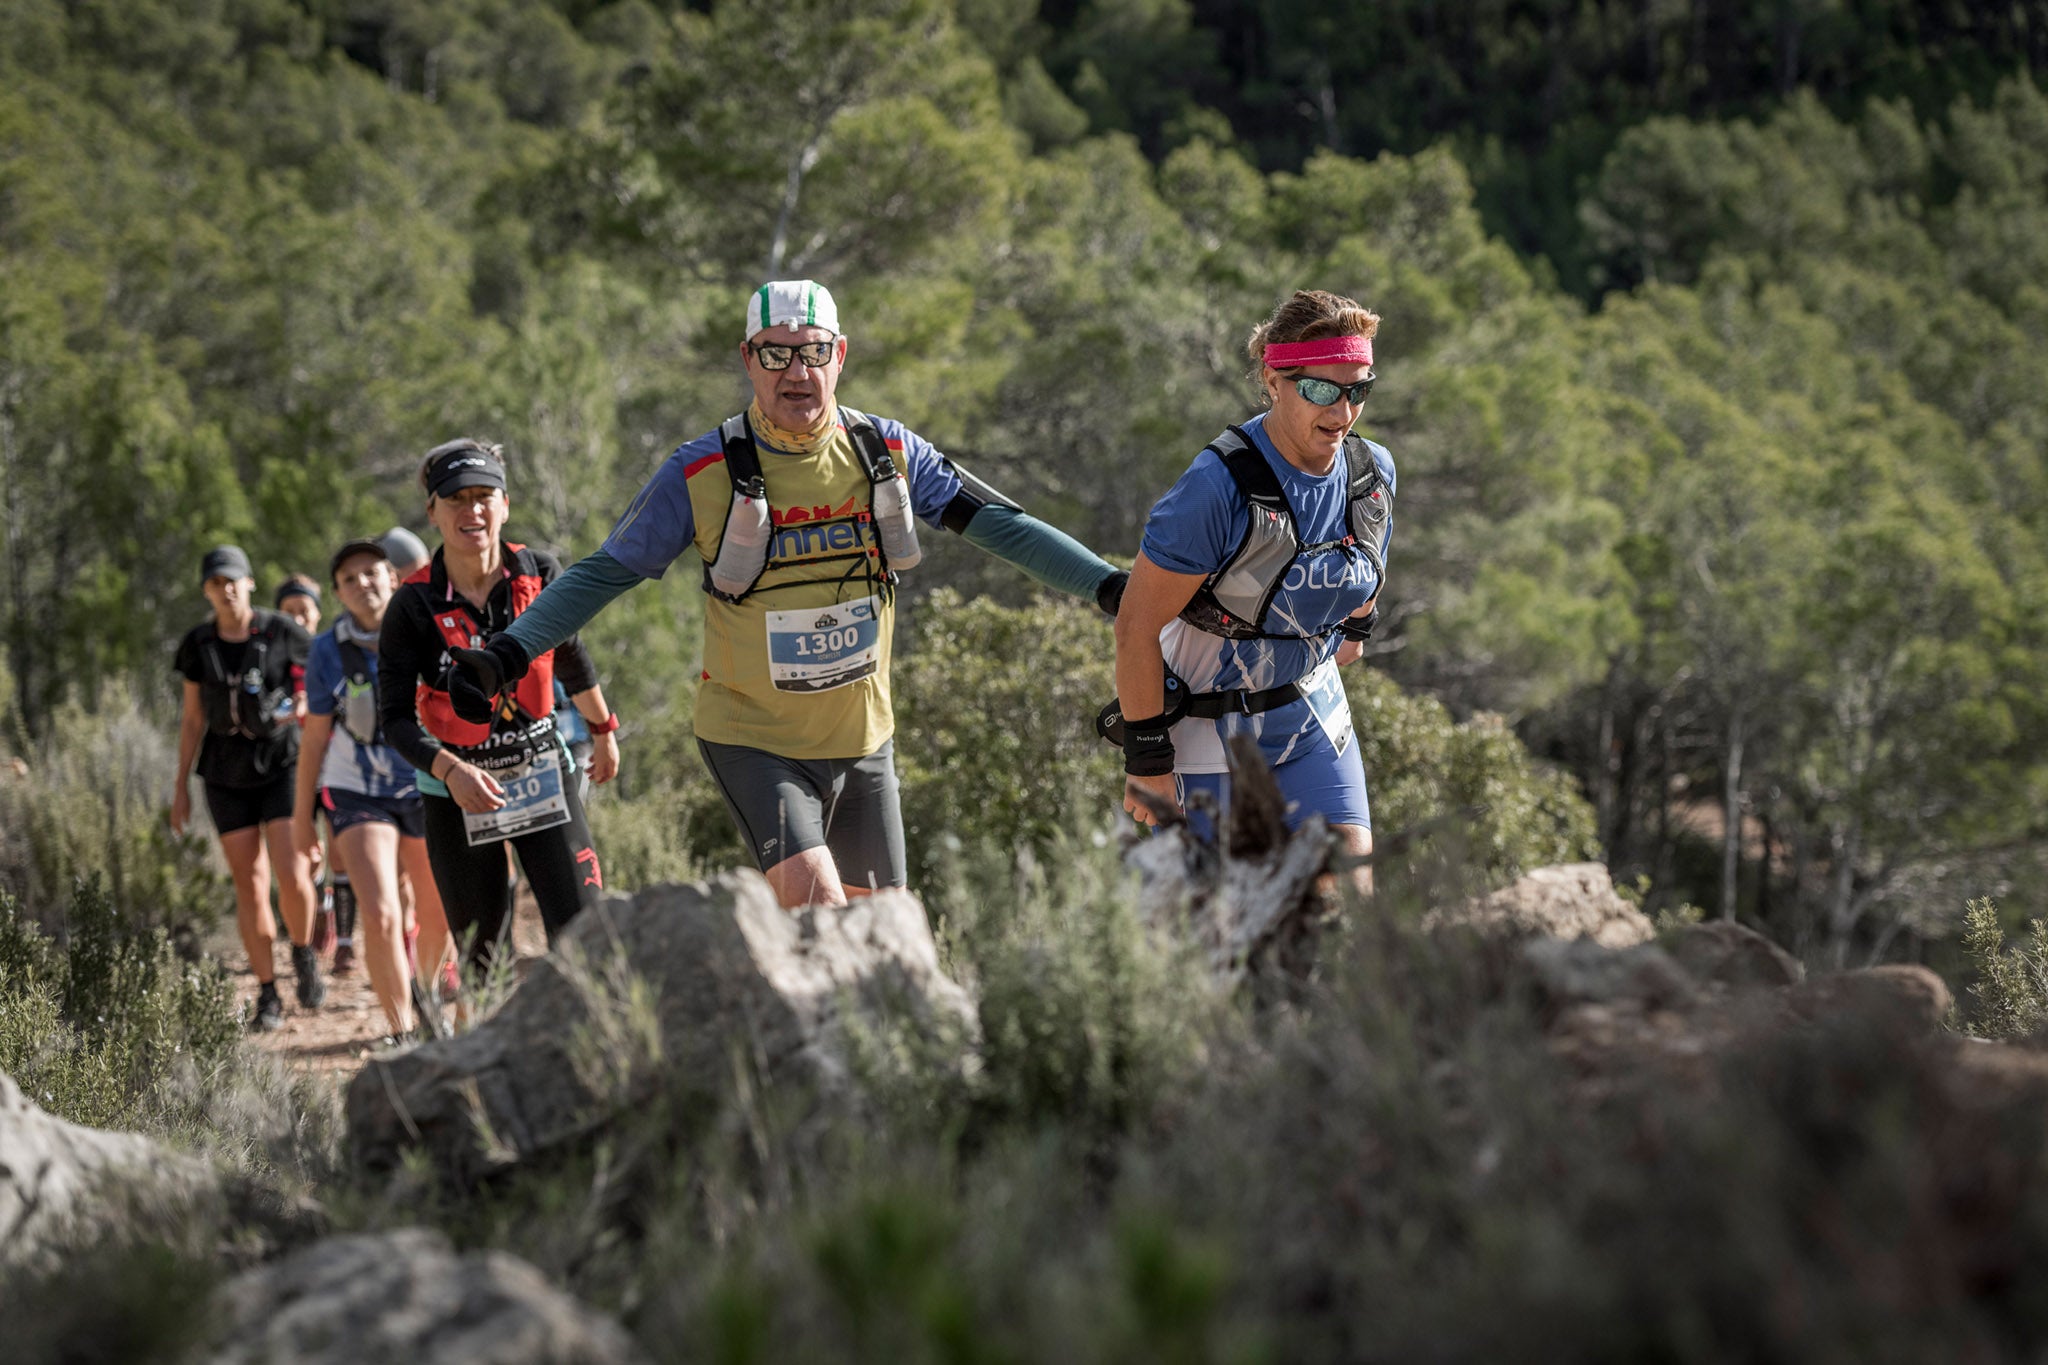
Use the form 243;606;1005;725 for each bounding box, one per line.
748;401;836;454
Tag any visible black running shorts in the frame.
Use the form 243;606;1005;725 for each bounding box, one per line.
203;773;295;835
321;786;427;840
695;737;907;891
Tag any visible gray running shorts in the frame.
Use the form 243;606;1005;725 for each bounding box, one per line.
695;737;908;890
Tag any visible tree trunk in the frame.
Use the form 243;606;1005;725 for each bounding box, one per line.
1596;692;1617;853
1720;706;1743;921
766;132;825;281
1;365;31;733
1776;2;1802;96
1313;61;1341;152
1826;815;1861;970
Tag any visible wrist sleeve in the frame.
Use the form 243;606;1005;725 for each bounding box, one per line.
1122;715;1177;777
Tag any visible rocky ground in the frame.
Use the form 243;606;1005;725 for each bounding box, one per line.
225;887;549;1077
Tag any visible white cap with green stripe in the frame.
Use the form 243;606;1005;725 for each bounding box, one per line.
745;280;839;340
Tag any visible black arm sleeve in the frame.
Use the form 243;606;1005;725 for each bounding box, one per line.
376;585;444;776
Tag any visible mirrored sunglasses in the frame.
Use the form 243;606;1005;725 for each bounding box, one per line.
1292;372;1376;406
747;338;839;371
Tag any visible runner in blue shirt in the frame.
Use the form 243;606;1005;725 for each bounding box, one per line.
1112;290;1394;888
291;537;453;1042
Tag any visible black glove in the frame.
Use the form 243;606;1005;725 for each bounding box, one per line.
445;634;532;725
1095;569;1129;618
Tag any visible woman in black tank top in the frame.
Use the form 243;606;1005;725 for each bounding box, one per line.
170;545;325;1030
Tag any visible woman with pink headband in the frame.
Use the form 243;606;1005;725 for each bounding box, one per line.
1109;289;1394;882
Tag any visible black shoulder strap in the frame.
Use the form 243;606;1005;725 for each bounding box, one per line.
843;410;897;482
336;636;371;684
243;611;275;674
194;621;230;686
1343;435;1382;499
1210;425;1287;512
719;413;765;496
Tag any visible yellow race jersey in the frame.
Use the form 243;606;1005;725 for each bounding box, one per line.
601;408;957;759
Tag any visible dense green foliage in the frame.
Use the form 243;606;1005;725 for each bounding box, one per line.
0;877;239;1132
3;0;2043;975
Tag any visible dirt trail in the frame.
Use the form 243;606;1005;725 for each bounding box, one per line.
225;888;548;1079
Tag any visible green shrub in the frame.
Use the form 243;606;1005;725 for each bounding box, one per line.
0;1239;223;1365
583;687;745;891
938;832;1224;1141
0;686;227;931
895;589;1122;898
1347;666;1599;880
1960;897;2048;1038
0;877;240;1133
895;592;1599;910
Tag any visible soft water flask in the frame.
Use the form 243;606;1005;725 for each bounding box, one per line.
871;472;922;570
708;477;773;599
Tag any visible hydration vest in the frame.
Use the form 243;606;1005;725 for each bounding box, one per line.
1177;426;1390;641
195;610;293;741
406;545;557;748
334;636;381;747
702;410;921;603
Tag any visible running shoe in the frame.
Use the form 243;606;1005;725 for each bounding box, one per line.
253;982;284;1031
292;943;328;1009
332;939;356;975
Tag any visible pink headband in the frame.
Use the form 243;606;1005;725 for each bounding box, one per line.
1263;336;1374;369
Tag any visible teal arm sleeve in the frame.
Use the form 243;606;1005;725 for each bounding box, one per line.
961;505;1118;600
505;549;647;658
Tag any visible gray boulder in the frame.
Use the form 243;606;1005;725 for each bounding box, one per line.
347;871;976;1182
0;1068;214;1268
206;1228;643;1364
1426;863;1655;948
1665;920;1806;990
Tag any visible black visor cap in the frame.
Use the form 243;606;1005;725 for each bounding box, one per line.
423;441;508;500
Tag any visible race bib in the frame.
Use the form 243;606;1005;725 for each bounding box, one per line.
463;745;572;847
1299;658;1354;757
765;596;881;693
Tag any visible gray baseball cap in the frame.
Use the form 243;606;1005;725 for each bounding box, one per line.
380;526;430;573
199;545;253;584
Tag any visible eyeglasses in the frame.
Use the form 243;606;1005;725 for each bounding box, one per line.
1290;372;1376;407
746;338;840;371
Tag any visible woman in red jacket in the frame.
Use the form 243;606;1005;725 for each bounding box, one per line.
375;440;621;971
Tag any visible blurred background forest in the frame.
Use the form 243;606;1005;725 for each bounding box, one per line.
4;0;2047;966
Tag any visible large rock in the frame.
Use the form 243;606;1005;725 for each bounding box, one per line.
1426;863;1655;948
347;871;976;1181
1522;937;1698;1012
1787;964;1952;1035
0;1068;214;1268
206;1228;643;1364
1665;920;1806;990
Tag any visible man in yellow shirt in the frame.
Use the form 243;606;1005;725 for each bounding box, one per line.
451;281;1125;906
